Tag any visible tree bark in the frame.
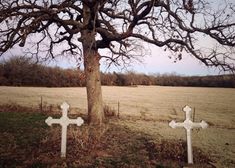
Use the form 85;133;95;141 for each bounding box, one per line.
81;1;104;125
83;44;104;125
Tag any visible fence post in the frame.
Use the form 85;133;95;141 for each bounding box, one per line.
40;96;43;113
193;107;195;122
118;101;120;118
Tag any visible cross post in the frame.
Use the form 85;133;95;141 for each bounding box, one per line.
169;105;208;164
45;102;84;157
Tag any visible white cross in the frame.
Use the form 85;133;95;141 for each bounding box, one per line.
169;105;208;164
45;102;84;157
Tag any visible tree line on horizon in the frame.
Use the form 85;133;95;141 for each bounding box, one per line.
0;57;234;88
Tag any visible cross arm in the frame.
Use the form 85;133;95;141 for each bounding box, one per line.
68;117;84;126
169;120;185;128
45;116;61;126
191;120;208;129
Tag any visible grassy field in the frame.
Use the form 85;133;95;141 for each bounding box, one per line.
0;86;234;167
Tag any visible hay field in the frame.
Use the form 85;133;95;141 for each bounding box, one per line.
0;86;234;167
0;86;234;127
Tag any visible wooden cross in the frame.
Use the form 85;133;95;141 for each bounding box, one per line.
45;102;84;157
169;105;208;164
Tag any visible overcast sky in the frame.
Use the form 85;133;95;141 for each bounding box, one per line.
46;1;232;76
4;37;221;76
2;0;233;76
48;44;220;76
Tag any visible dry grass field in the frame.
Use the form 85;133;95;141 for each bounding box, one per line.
0;86;234;167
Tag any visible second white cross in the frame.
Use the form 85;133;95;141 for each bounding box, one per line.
169;105;208;164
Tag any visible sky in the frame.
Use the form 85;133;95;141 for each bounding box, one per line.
42;1;233;76
1;35;217;76
3;38;221;77
1;31;222;76
47;52;219;76
48;45;220;76
1;0;233;76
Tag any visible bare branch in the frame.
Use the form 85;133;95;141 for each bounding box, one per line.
0;0;234;71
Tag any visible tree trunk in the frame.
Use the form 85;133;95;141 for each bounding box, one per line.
81;1;104;125
83;45;104;125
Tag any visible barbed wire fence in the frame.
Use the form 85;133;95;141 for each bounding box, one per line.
103;100;193;121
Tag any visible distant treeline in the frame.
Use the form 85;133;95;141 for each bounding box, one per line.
0;56;234;88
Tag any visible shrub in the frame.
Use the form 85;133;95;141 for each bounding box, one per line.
103;104;117;118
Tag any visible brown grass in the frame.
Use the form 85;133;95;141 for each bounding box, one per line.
0;86;234;167
0;115;213;167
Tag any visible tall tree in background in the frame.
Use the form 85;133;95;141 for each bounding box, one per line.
0;0;234;125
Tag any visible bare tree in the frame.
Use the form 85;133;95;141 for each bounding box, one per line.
0;0;234;125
